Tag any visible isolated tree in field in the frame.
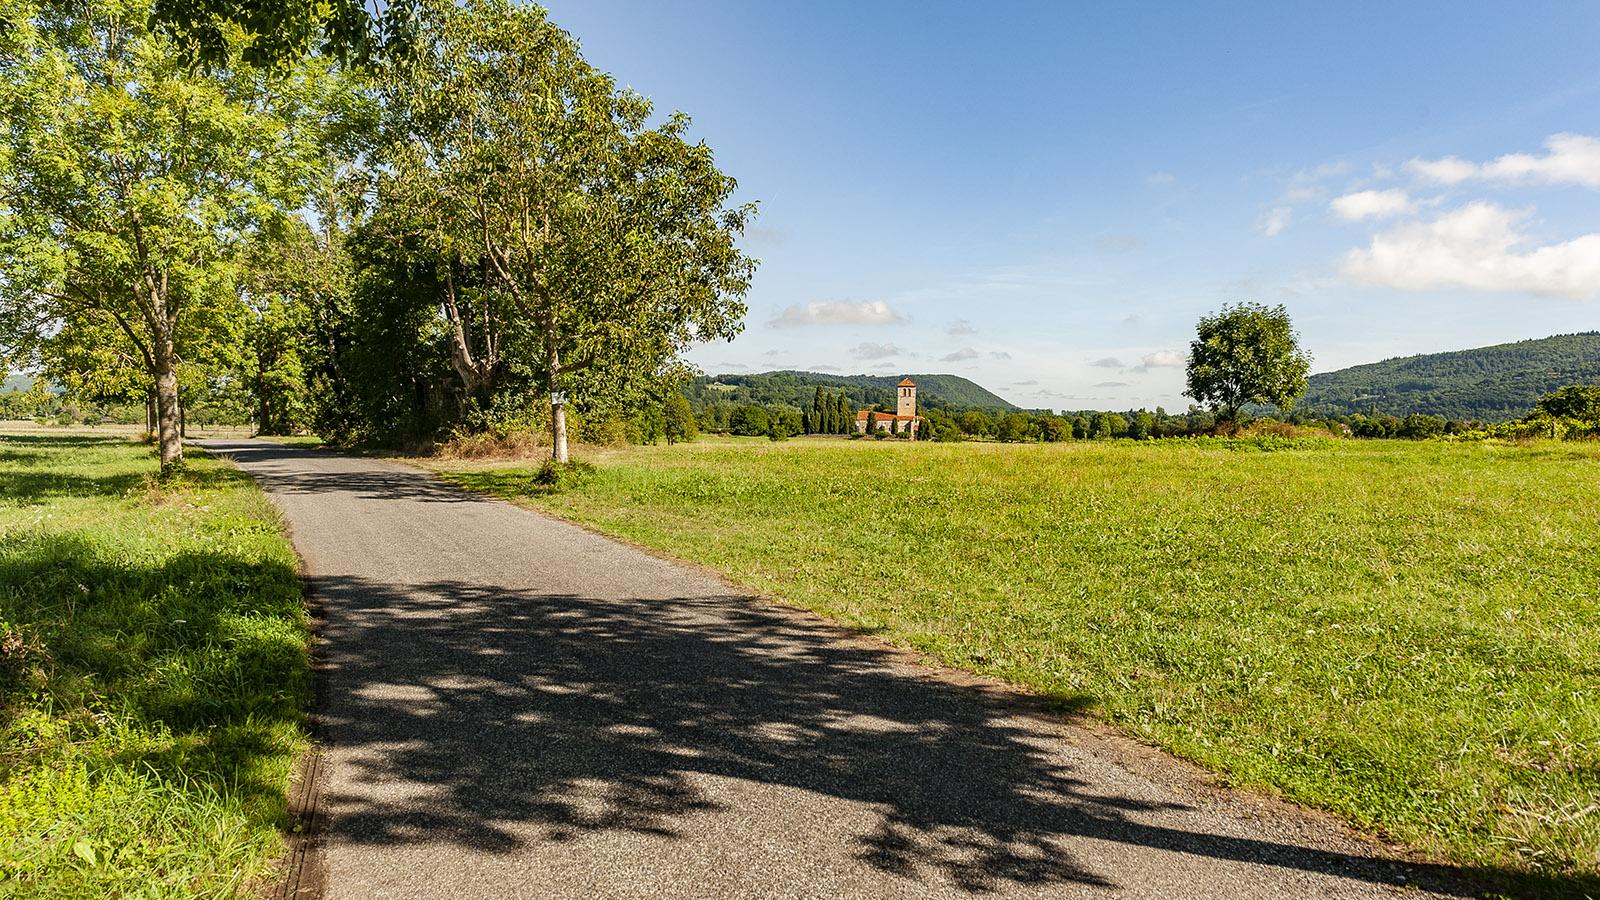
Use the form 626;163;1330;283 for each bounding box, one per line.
0;1;333;468
663;394;697;444
379;0;755;463
1184;303;1312;425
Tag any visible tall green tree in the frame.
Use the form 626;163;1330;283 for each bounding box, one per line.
0;0;336;468
376;0;755;462
1184;302;1312;425
663;393;696;445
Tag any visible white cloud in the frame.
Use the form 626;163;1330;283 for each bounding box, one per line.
1259;206;1292;237
1407;156;1478;184
940;347;979;362
1147;171;1176;186
1330;188;1416;221
947;318;976;336
1407;133;1600;188
989;351;1011;360
850;341;902;360
1139;350;1184;369
1089;356;1124;369
770;300;902;328
1279;185;1325;204
1094;381;1130;388
1341;201;1600;299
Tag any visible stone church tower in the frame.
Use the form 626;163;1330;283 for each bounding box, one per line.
896;378;917;417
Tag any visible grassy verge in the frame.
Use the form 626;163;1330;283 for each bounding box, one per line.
435;437;1600;883
0;434;308;898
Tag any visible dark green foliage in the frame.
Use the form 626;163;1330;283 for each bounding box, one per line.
1299;333;1600;422
1535;383;1600;421
728;405;770;436
995;412;1039;442
663;394;697;445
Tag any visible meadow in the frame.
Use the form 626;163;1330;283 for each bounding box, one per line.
0;434;308;898
438;436;1600;881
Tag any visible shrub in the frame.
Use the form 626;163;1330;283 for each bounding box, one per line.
533;458;597;489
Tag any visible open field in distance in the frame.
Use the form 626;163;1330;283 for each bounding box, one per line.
436;436;1600;880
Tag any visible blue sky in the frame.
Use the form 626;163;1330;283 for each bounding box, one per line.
542;0;1600;410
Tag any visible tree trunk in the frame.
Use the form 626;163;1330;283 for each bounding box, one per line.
154;337;182;470
545;317;568;463
551;397;569;464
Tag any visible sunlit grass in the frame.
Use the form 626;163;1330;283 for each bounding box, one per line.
437;437;1600;880
0;434;307;898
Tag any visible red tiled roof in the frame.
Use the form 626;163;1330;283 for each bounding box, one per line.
897;377;916;387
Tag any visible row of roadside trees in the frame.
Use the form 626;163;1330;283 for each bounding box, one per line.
0;0;756;471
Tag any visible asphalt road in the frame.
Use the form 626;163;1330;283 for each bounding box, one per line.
199;440;1483;899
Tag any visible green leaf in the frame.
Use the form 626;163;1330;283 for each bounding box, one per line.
71;838;96;867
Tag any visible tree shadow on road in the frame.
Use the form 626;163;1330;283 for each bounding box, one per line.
194;440;479;504
302;575;1583;897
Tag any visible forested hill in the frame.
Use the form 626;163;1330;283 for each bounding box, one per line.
684;371;1016;413
1298;332;1600;422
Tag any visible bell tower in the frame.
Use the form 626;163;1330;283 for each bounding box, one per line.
896;377;916;418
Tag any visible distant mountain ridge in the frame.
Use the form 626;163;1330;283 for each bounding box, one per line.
684;370;1016;413
1299;332;1600;422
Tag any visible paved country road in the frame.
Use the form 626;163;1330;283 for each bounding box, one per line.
197;440;1485;900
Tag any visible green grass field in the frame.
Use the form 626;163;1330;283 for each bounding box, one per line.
438;436;1600;881
0;434;308;898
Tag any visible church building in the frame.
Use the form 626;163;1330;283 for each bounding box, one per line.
855;378;924;437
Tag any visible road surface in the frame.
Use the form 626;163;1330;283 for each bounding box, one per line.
198;439;1483;899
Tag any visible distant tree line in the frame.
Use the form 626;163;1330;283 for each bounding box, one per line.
1297;332;1600;423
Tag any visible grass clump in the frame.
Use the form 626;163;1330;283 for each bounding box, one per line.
0;433;308;898
436;437;1600;884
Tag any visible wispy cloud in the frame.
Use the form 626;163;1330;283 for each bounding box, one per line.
940;347;979;362
990;351;1011;360
1095;233;1142;253
770;300;902;328
1341;201;1600;298
1147;171;1177;186
1094;381;1130;388
850;342;903;360
947;319;976;336
1089;357;1124;369
1259;206;1293;237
